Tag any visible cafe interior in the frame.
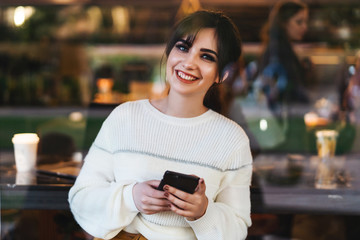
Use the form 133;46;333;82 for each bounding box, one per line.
1;0;360;239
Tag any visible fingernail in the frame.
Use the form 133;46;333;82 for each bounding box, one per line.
164;185;169;191
164;192;169;197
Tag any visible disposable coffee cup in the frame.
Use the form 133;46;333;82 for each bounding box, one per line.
16;171;37;185
316;130;338;159
315;130;338;189
12;133;39;172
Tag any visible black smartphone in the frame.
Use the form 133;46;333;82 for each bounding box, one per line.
157;170;200;194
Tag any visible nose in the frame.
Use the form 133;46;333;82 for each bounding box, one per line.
302;20;308;31
303;22;308;31
182;52;197;70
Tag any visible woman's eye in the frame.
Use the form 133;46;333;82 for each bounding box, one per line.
175;43;188;52
202;54;216;62
296;19;307;26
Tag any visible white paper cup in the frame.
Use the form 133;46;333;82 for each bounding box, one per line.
12;133;39;172
16;171;37;185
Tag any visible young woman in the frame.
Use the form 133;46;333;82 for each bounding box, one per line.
255;0;310;111
69;10;252;240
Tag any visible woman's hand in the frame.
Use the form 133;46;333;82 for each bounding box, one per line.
132;180;171;215
164;178;208;221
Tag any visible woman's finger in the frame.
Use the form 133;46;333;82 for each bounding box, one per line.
169;203;193;218
141;194;170;206
164;180;208;220
147;180;161;189
165;191;190;210
163;185;191;202
133;181;171;214
196;178;206;194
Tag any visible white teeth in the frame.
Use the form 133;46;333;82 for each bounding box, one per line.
177;71;196;81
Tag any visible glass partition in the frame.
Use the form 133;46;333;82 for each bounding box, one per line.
1;1;360;239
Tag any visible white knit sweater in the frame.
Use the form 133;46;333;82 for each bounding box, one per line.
68;99;252;240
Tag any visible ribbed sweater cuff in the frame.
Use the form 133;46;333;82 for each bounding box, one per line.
123;182;139;212
186;201;216;235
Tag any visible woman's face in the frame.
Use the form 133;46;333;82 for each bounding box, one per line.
285;9;308;41
166;28;219;99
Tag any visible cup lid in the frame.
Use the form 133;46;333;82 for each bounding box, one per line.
315;130;338;138
12;133;39;144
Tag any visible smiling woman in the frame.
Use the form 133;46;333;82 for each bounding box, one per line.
163;10;242;114
162;28;220;115
68;10;252;240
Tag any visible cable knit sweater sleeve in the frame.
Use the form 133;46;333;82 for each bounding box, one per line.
68;109;139;239
187;141;252;240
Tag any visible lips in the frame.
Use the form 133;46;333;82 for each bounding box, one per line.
176;70;199;84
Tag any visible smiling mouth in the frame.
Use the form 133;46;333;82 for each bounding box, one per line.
176;70;198;82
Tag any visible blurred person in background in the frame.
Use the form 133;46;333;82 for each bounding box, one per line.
341;50;360;152
248;1;315;238
254;0;310;113
245;0;312;153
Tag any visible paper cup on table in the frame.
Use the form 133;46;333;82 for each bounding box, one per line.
16;171;37;185
12;133;39;172
316;130;338;159
315;130;338;189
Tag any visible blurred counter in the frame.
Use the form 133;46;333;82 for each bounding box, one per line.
1;152;360;215
1;151;76;210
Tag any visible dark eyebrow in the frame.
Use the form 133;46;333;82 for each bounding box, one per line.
178;39;191;47
200;48;218;58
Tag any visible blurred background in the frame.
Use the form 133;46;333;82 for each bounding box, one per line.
0;0;359;153
1;1;360;240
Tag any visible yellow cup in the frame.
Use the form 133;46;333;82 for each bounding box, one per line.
315;130;338;189
316;130;338;159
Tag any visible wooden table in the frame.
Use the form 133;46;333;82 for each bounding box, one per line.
251;153;360;215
